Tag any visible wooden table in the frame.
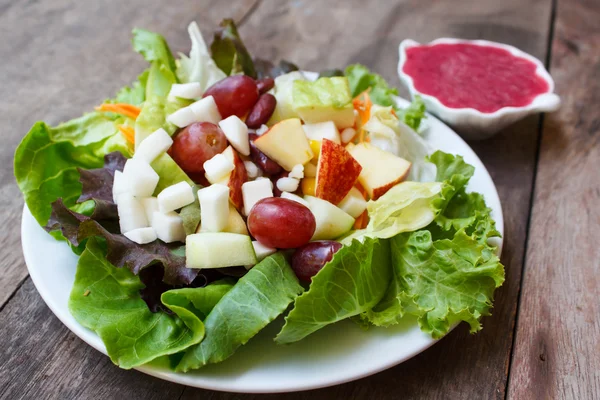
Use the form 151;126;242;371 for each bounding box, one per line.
1;0;598;398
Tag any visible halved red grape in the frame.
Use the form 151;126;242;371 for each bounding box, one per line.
170;122;228;174
203;75;259;118
247;198;315;249
291;241;343;282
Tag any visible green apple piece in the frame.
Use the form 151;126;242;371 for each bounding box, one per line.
254;118;314;171
186;232;257;269
267;71;306;125
292;77;355;129
196;204;249;235
304;195;355;240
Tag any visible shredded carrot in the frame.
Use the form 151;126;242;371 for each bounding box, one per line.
96;103;142;120
118;125;135;144
353;90;372;143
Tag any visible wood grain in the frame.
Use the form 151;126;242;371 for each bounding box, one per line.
0;0;559;398
507;0;600;398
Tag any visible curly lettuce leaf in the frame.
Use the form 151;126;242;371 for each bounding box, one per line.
112;69;149;106
14;113;131;228
389;230;504;338
345;64;398;107
210;18;256;78
69;238;206;369
275;238;391;344
177;253;303;371
132;28;177;72
176;22;227;90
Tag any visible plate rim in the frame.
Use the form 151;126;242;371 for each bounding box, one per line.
20;96;504;394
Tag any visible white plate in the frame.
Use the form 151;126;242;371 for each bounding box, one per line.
21;97;503;393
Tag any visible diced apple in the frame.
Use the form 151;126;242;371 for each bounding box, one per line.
112;171;129;203
197;184;230;232
242;178;273;216
140;197;159;225
152;211;186;243
204;153;234;184
252;241;276;262
219;146;248;211
118;193;149;233
124;227;157;245
190;96;222;124
186;232;257;269
253;118;313;171
304;195;355;240
169;82;203;99
315;139;362;204
196;204;248;235
157;181;195;213
133;128;173;164
219;115;250;156
337;187;367;218
122;158;159;198
166;106;197;128
347;143;412;200
281;192;309;207
302;121;341;144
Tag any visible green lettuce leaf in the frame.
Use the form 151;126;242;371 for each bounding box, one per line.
176;22;227;90
14;113;131;227
112;69;149;106
69;238;205;369
161;279;235;320
177;253;303;371
132;28;177;72
210;18;256;78
345;64;398;107
275;238;391;344
389;230;504;338
396;95;426;131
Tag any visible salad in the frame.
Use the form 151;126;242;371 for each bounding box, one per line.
14;19;505;372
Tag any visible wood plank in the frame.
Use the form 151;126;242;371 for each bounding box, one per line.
507;0;600;398
0;0;257;306
0;0;552;398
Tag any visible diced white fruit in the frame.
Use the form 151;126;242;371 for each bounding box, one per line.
197;204;249;235
133;128;173;164
289;164;304;179
152;211;186;243
303;162;317;178
190;96;222;124
122;158;159;197
341;127;357;144
337;187;367;218
203;153;234;184
276;177;300;193
112;171;129;203
302;121;341;144
157;181;195;213
256;124;269;136
186;233;257;269
198;184;230;232
243;161;259;178
166;106;197;128
242;179;273;215
219;115;250;156
281;192;309;207
124;227;157;245
253;119;314;171
304;195;355;240
252;241;276;262
140;197;159;225
169;82;203;99
118;193;149;233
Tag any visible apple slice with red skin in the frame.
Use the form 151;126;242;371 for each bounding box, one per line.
315;139;362;204
219;146;248;212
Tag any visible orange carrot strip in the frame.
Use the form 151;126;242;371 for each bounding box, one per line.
96;103;142;120
118;125;135;144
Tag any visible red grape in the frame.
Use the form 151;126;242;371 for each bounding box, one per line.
203;75;259;118
246;93;277;128
291;241;343;282
170;122;228;174
248;133;283;176
247;198;316;249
